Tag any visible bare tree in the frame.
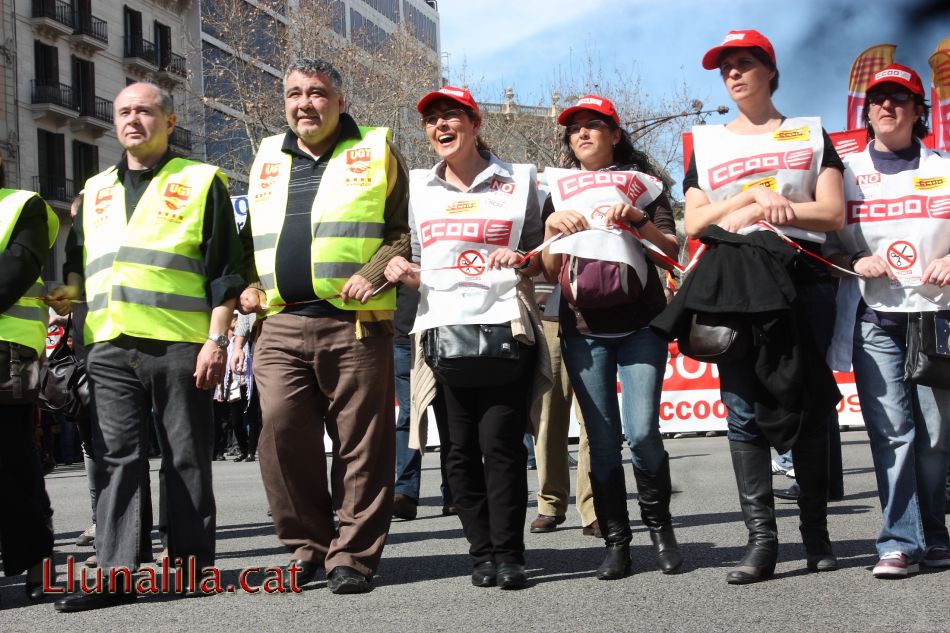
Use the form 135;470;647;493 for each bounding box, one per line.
192;0;441;184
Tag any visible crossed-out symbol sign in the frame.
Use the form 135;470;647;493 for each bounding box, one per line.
886;240;917;271
457;250;486;277
591;205;610;223
46;325;64;350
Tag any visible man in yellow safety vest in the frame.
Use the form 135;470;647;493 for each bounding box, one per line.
239;57;409;594
48;82;244;611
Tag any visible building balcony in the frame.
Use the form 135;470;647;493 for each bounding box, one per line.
169;126;193;156
32;176;75;206
123;36;159;76
72;96;114;136
69;12;109;54
30;0;74;39
156;51;188;84
30;80;80;125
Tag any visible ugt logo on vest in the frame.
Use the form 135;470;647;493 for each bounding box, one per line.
346;148;372;174
94;187;114;215
708;148;813;189
259;162;281;188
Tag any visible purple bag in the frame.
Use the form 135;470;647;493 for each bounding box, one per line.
559;255;642;309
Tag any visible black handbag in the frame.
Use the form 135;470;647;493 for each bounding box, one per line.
678;312;752;364
904;310;950;390
422;323;527;387
38;315;90;418
0;340;41;404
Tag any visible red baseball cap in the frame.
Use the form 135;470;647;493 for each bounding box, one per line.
702;29;776;70
416;86;479;115
557;95;620;127
866;63;925;97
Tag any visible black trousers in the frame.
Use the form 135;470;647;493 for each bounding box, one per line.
439;358;534;566
0;403;54;576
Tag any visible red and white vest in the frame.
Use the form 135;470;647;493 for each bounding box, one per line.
409;160;533;332
693;116;826;242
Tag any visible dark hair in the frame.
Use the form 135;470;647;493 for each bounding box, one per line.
284;57;343;93
861;89;930;141
717;47;780;94
558;116;664;184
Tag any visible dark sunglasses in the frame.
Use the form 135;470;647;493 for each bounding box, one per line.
566;119;613;136
867;91;913;106
421;109;467;127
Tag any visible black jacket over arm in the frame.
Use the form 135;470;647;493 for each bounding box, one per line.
651;226;840;452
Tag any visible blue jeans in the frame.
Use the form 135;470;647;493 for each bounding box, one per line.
561;327;667;482
852;319;950;558
394;342;421;500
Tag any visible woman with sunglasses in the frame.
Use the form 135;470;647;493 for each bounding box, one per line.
827;64;950;578
385;87;551;590
682;30;846;583
540;95;683;579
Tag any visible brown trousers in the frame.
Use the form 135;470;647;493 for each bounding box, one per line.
254;313;395;578
535;320;595;525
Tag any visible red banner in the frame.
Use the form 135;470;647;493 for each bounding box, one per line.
929;40;950;151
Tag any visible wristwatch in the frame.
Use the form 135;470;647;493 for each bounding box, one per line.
632;208;651;229
207;333;228;349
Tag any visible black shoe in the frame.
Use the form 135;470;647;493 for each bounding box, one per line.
283;559;320;588
327;566;370;594
25;581;49;601
233;453;247;462
773;482;800;501
726;441;778;585
245;453;256;463
649;526;684;574
633;455;684;574
392;493;418;520
54;588;136;612
726;546;778;584
441;504;457;516
471;561;496;587
495;563;526;590
596;543;631;580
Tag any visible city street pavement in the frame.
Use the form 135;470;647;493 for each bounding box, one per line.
1;431;947;633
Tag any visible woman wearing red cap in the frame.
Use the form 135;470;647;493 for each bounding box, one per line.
540;95;683;579
385;86;552;590
682;29;846;583
827;64;950;577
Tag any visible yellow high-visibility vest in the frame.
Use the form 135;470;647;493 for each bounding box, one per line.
82;159;225;344
247;128;395;315
0;189;59;355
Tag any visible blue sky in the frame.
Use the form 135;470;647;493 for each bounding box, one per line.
438;0;945;136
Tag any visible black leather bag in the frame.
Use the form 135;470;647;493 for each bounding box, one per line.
423;323;527;387
904;310;950;390
38;315;90;417
0;340;41;404
678;312;752;364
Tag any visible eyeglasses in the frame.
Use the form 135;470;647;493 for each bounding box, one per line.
566;119;613;136
867;91;913;106
421;109;467;127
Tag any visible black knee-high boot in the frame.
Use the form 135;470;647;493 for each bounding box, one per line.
633;453;683;573
792;417;837;572
726;440;778;584
590;466;631;580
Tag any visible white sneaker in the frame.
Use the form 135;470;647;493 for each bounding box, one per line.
771;459;790;476
75;524;95;547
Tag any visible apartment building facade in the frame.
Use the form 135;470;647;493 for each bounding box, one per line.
1;0;196;280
